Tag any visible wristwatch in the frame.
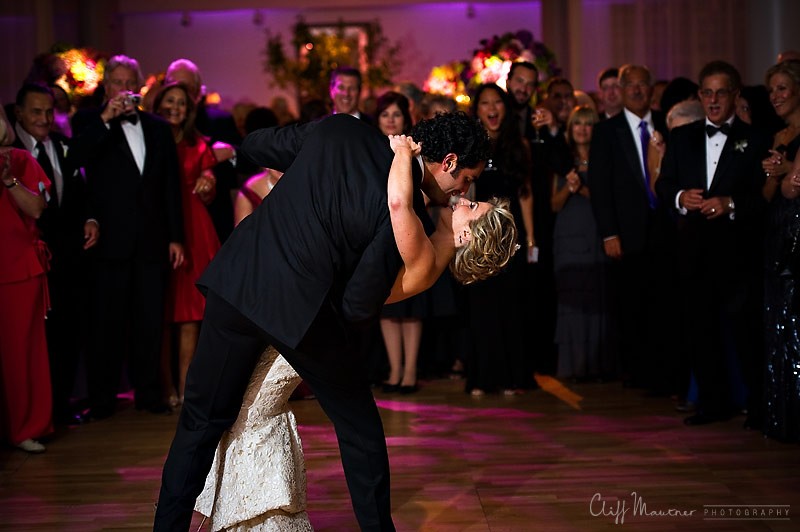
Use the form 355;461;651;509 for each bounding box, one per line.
4;178;20;189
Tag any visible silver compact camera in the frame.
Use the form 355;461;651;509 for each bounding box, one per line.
126;92;143;107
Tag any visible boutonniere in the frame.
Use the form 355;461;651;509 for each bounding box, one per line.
61;142;68;158
734;140;748;153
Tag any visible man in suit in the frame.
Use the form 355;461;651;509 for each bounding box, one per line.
589;64;676;390
70;54;184;419
154;112;492;531
330;66;373;123
656;60;768;426
13;82;98;425
597;67;623;120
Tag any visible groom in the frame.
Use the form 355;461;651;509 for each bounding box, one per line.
154;112;490;531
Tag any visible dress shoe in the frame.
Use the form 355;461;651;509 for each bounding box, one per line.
399;383;418;395
381;382;401;393
17;439;46;453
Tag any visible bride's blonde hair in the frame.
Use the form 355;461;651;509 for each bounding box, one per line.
450;197;517;284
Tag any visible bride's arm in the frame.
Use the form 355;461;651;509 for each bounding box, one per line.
385;135;441;303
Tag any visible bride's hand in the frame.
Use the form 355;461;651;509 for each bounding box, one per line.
389;134;422;156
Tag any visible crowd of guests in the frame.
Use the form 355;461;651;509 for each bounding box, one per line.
2;48;799;456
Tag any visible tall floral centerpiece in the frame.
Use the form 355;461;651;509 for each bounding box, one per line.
264;17;401;103
424;30;559;106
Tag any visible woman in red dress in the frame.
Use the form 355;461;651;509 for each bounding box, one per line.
0;124;53;452
153;82;235;407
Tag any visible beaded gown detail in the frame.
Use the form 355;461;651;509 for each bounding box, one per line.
194;347;313;531
763;135;800;442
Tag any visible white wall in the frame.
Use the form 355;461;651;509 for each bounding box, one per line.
122;3;542;114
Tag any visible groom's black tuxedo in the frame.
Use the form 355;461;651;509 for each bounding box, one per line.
156;114;427;532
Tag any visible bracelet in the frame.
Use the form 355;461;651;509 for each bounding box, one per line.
4;178;19;189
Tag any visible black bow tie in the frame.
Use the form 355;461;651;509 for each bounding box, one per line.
706;123;731;137
120;113;139;125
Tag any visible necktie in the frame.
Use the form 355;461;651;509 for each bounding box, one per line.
35;141;57;206
639;120;657;209
120;113;139;125
706;123;731;137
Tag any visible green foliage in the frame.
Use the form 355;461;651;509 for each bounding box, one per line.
263;17;401;102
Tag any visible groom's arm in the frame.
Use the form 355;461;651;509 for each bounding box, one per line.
240;119;320;172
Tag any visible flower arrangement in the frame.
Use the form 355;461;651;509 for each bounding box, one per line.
425;30;560;104
52;47;106;99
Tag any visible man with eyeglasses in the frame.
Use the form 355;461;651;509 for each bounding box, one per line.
589;64;675;394
656;60;769;429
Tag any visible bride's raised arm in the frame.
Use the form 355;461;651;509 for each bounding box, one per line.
385;135;447;303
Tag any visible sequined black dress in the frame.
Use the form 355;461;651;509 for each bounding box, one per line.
762;136;800;442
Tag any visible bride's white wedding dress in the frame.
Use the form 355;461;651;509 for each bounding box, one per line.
194;347;314;531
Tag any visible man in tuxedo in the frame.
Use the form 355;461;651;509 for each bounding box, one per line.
154;112;491;531
656;60;768;426
13;83;98;425
589;64;677;390
164;58;241;243
70;55;184;419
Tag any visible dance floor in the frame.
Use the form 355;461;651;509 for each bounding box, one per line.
1;376;797;531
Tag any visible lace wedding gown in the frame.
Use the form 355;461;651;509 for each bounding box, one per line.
194;347;314;531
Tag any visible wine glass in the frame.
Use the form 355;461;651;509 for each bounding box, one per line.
531;108;545;144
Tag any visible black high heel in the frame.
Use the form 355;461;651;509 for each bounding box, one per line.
382;382;401;393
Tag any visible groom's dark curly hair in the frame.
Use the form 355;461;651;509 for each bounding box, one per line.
411;111;491;170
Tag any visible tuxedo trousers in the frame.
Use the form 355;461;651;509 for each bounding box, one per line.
154;290;395;532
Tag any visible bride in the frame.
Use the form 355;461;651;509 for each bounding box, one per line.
193;134;516;531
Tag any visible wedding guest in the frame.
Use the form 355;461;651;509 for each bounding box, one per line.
0;107;52;453
70;54;184;419
761;60;800;441
153;82;235;409
596;67;622;119
656;60;769;427
420;93;457;119
13;82;97;425
394;82;424;125
761;60;800;202
374;92;426;393
465;83;535;395
165;58;241;243
736;85;782;136
233;107;281;226
551;106;612;380
590;64;676;393
329;66;371;123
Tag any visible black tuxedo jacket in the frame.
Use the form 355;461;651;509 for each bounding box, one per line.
589;110;667;255
199;114;425;350
69;109;183;262
14;132;89;264
655;117;769;273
